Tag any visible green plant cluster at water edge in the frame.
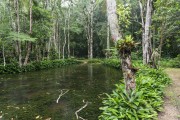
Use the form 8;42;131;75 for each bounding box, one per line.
0;59;81;74
99;61;171;120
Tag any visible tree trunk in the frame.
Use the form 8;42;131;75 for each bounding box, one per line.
58;22;61;59
89;0;94;59
139;0;153;64
107;0;136;92
106;20;110;58
85;14;91;59
47;38;51;60
106;0;122;42
53;19;58;52
67;7;71;58
24;0;32;65
2;43;6;66
63;18;67;59
14;0;22;67
120;49;136;91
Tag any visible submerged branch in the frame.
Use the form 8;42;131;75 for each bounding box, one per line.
56;89;69;103
75;100;89;120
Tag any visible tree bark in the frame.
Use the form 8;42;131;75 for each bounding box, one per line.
120;49;136;91
58;22;61;59
14;0;22;67
106;0;136;92
106;0;122;42
24;0;32;65
106;20;110;58
67;6;71;58
144;0;152;64
139;0;153;64
89;0;94;59
63;18;67;59
2;43;6;66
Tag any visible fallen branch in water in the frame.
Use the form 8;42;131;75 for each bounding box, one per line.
75;100;89;120
56;89;69;103
0;111;4;119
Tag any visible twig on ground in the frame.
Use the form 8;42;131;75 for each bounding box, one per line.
56;89;69;103
75;100;89;120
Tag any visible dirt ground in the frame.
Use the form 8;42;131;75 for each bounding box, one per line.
158;68;180;120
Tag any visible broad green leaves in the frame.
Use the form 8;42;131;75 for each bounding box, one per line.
7;32;36;42
117;3;131;28
99;61;171;120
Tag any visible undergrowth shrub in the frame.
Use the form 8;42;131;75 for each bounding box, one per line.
0;59;81;74
99;60;171;120
161;55;180;68
103;59;121;69
87;59;103;63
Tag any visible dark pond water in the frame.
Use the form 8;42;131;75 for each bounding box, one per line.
0;64;122;120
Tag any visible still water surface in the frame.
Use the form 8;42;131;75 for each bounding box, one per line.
0;64;122;120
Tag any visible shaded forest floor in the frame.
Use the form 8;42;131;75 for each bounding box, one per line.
158;68;180;120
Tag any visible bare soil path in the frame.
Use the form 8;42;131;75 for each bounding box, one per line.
158;68;180;120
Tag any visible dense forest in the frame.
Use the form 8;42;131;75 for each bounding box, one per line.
0;0;179;67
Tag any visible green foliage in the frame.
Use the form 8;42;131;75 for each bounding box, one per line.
87;59;103;64
99;61;171;120
7;32;36;42
161;54;180;68
0;59;81;74
32;5;52;41
117;2;131;28
103;59;121;69
153;0;180;57
171;55;180;68
104;48;118;59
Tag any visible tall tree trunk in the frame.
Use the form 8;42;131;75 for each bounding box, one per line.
106;20;110;59
67;7;71;58
63;18;67;59
106;0;122;42
53;19;58;52
2;43;6;66
58;22;61;59
24;0;32;65
139;0;153;64
47;38;51;60
14;0;22;67
106;0;136;92
89;0;94;59
86;15;90;59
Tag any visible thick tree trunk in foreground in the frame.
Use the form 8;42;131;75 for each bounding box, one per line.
119;46;136;91
106;0;136;92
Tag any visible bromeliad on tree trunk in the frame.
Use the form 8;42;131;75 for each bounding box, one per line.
117;36;138;92
106;0;138;93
